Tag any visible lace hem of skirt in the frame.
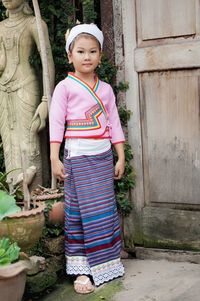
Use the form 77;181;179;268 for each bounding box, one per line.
66;256;125;286
91;258;125;286
66;255;91;275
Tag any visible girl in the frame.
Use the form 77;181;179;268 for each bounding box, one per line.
49;23;125;294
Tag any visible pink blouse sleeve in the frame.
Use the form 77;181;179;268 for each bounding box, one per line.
49;81;68;143
107;86;125;144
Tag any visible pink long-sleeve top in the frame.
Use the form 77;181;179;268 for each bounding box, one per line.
49;73;125;144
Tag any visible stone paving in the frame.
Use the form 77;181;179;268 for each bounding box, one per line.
33;258;200;301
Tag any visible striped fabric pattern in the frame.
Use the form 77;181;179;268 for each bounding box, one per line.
64;148;124;286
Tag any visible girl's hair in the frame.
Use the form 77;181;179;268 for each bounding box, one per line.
6;1;33;17
68;33;101;52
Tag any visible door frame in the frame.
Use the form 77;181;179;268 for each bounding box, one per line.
121;1;145;210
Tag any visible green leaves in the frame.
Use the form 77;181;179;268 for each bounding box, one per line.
0;190;21;221
82;0;97;23
0;237;10;250
118;106;132;127
38;0;75;84
0;237;20;266
5;242;20;263
97;55;117;85
0;171;10;193
114;142;136;217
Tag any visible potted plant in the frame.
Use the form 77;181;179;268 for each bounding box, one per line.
0;237;32;301
0;165;45;251
31;185;64;225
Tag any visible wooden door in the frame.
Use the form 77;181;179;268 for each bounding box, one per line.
122;0;200;250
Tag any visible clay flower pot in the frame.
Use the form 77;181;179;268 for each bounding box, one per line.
31;189;64;225
0;260;31;301
48;201;65;225
0;202;45;251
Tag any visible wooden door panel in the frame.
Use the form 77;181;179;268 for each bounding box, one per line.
139;0;196;40
140;70;200;205
135;41;200;72
122;0;200;249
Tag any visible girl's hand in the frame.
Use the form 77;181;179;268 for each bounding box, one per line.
114;159;125;180
51;159;67;181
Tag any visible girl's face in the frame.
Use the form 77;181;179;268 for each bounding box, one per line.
68;35;101;77
2;0;24;10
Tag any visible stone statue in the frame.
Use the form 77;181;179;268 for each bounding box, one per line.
0;0;55;188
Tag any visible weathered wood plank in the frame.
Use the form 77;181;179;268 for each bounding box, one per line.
139;0;196;40
135;41;200;72
140;70;200;204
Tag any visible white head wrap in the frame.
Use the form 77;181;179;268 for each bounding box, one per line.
65;24;104;53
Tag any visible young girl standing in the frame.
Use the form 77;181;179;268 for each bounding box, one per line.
49;23;125;294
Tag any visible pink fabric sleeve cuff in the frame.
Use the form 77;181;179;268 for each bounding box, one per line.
50;141;62;144
112;140;125;145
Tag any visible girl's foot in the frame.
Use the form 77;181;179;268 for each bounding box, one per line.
74;275;95;294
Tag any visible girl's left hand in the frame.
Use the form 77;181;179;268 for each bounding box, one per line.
114;159;125;180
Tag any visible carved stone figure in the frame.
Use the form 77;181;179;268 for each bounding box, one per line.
0;0;55;187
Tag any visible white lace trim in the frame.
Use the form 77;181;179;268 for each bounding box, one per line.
91;258;125;286
66;256;91;275
66;256;125;286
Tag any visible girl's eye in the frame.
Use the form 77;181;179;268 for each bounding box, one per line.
91;50;97;53
77;50;84;54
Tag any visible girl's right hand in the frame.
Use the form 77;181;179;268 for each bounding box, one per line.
51;159;67;181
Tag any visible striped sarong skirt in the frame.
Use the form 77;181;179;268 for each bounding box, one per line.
64;148;124;286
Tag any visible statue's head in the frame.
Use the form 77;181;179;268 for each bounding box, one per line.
2;0;33;16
